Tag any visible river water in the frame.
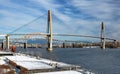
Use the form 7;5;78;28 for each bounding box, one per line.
16;48;120;74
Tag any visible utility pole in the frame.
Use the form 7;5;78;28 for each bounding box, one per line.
47;10;53;52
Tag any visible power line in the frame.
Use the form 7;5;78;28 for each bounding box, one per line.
9;14;46;34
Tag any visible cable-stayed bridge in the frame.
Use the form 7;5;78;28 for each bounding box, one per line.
0;10;117;51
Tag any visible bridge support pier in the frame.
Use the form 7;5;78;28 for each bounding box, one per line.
101;38;105;49
24;41;27;49
6;34;10;50
72;43;75;48
113;40;117;48
1;42;4;50
63;42;66;48
101;22;106;49
47;10;53;52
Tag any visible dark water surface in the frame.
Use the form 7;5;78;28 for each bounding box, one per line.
16;48;120;74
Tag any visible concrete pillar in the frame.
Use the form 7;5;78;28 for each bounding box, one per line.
63;42;65;48
101;22;106;49
113;40;117;47
6;34;10;50
47;10;53;52
1;42;4;50
72;43;75;48
24;43;27;49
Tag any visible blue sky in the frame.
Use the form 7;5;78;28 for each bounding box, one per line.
0;0;120;41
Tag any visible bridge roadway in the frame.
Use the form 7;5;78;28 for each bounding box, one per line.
0;33;116;41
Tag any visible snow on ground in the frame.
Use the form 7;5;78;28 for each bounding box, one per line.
4;55;73;70
0;60;6;65
5;55;39;62
0;51;12;54
34;71;82;74
0;57;6;65
4;55;52;69
16;61;52;70
0;52;93;74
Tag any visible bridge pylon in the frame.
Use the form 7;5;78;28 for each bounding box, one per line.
6;34;10;50
101;22;106;49
47;10;53;52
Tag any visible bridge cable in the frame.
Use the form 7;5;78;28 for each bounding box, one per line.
9;14;46;34
52;14;73;31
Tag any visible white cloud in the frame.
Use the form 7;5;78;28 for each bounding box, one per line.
68;0;120;40
31;0;72;22
0;0;120;40
70;0;113;20
0;0;46;33
0;0;43;16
